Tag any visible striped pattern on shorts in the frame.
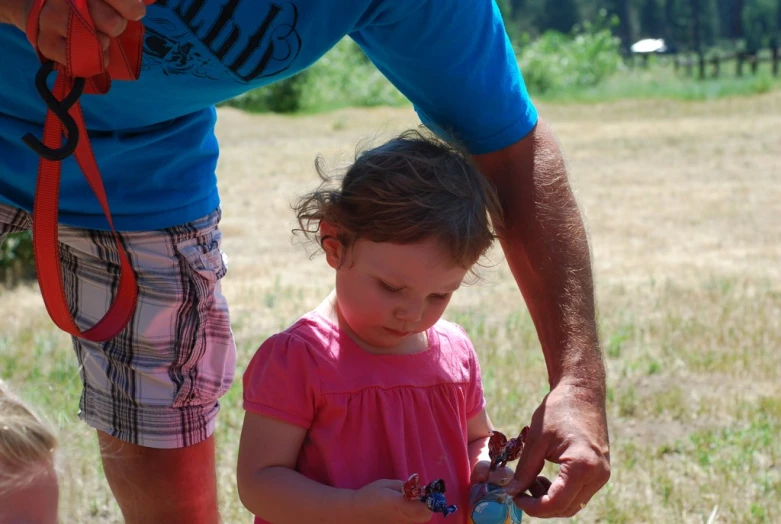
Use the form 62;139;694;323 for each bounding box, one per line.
0;203;236;448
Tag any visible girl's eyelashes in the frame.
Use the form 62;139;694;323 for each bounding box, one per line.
379;280;451;300
379;281;403;293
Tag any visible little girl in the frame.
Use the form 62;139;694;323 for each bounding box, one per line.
237;130;514;524
0;380;59;523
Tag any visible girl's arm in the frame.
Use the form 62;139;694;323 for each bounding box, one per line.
237;412;357;523
468;409;514;485
467;408;494;467
238;411;432;524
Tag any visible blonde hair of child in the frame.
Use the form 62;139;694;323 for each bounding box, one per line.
0;380;57;495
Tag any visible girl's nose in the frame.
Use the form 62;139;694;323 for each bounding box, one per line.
395;300;423;323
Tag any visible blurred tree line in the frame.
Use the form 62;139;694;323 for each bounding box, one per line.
496;0;780;54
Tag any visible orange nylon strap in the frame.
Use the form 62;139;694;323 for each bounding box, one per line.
24;0;152;342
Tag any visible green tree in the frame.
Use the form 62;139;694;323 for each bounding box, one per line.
742;0;778;49
498;0;540;40
599;0;633;53
496;0;513;20
639;0;666;36
663;0;718;49
663;0;680;45
729;0;746;39
509;0;527;17
691;0;720;47
714;0;740;38
776;0;781;46
538;0;582;33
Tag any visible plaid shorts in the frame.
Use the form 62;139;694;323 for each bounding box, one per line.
0;203;236;449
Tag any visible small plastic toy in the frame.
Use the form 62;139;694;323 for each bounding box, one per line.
468;482;523;524
403;473;458;518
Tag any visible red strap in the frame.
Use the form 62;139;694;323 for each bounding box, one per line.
25;0;152;342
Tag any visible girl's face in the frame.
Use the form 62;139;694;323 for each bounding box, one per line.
325;236;468;353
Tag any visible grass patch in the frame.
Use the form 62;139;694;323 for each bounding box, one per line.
536;64;781;103
4;275;777;522
1;96;779;522
221;39;406;115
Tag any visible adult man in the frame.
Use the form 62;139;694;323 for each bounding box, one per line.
0;0;610;521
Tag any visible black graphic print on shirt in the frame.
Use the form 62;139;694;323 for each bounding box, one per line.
142;0;301;83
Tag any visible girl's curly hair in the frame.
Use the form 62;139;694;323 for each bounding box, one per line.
293;129;504;270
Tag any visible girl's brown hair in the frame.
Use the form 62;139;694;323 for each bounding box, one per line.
294;129;504;269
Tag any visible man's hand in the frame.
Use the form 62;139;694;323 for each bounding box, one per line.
3;0;148;66
505;384;610;518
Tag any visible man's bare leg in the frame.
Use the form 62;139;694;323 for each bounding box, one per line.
98;430;220;524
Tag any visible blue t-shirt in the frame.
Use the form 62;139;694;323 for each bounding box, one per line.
0;0;537;231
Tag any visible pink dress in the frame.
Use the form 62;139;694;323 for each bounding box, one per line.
243;311;485;524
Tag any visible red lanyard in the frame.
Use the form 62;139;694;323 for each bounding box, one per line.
23;0;150;342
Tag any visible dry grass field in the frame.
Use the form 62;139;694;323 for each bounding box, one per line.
1;92;779;523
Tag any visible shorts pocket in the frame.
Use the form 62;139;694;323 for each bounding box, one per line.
170;226;234;408
174;228;228;283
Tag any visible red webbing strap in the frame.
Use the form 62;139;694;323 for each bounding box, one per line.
25;0;151;342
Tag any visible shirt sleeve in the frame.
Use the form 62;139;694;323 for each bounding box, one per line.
451;325;487;419
350;0;538;155
242;332;321;429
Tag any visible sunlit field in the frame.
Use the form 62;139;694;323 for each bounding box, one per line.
2;92;779;523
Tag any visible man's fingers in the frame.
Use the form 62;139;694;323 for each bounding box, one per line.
101;0;146;21
561;487;593;517
87;0;128;38
38;1;70;38
36;34;68;65
31;0;140;65
559;467;608;517
98;32;111;51
514;452;611;517
514;470;585;518
506;432;546;495
528;476;551;498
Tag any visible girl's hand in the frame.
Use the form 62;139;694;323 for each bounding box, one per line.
471;460;515;487
352;479;432;524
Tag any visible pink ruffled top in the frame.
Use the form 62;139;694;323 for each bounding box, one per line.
243;311;486;523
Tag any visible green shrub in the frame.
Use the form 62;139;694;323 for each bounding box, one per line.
0;231;36;287
517;17;623;95
223;39;406;114
225;70;309;113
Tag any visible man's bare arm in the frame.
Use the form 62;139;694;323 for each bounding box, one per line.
472;116;610;518
473;116;603;390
